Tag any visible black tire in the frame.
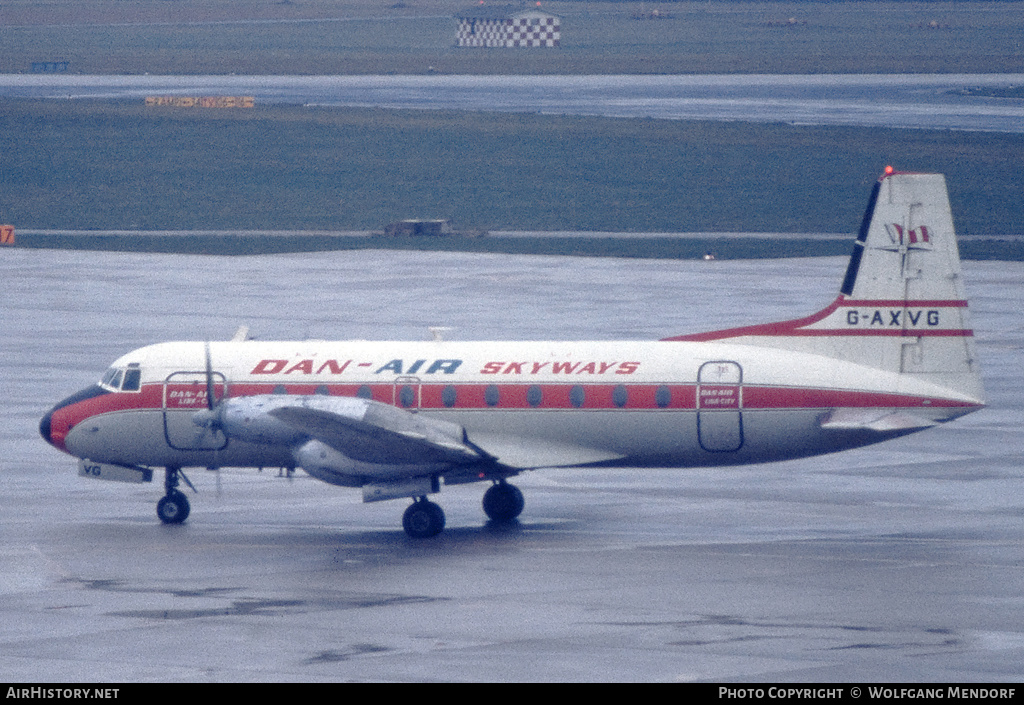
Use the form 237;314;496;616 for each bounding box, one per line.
402;500;445;538
157;491;190;524
482;482;525;522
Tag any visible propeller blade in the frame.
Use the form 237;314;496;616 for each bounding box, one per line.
204;341;215;411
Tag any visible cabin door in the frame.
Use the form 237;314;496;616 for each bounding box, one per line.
163;370;229;450
697;361;743;452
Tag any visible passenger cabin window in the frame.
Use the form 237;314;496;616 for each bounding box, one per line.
442;385;457;408
485;384;500;407
570;385;585;409
527;385;543;407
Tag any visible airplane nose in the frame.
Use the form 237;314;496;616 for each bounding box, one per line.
39;407;55;446
40;385;112;453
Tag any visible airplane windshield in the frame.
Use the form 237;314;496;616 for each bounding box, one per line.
100;367;123;391
99;365;142;392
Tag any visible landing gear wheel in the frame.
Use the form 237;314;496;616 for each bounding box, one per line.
483;481;525;522
403;499;445;538
157;491;190;524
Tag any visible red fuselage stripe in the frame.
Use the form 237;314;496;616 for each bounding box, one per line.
842;299;968;307
47;381;979;451
662;297;972;342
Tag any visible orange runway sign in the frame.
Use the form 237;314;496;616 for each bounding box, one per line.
146;96;254;108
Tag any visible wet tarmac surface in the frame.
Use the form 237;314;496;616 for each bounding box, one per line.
3;248;1023;682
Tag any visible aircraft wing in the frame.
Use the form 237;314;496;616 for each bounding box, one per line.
216;393;622;472
269;402;626;469
268;400;483;466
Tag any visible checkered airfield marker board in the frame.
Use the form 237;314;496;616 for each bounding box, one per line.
456;17;560;48
508;17;560;47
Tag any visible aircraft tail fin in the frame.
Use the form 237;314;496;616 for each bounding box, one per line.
664;170;984;404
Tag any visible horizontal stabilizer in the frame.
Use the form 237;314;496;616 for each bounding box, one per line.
820;408;938;432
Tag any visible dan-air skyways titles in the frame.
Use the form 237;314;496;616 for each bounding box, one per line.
245;358;640;377
41;170;985;538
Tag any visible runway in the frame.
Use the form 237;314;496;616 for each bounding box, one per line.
3;248;1023;682
3;74;1024;133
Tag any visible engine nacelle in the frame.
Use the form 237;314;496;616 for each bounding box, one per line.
294;438;449;491
193;394;482;501
194;395;308;446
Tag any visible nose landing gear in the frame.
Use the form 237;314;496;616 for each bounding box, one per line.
157;467;192;524
157;491;190;524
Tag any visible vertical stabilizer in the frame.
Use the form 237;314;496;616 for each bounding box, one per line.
841;171;964;302
665;171;983;403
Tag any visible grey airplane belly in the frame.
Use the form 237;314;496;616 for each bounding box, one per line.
445;408;849;469
65;409;293;469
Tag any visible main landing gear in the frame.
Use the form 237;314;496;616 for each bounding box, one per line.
402;498;446;539
157;467;191;524
483;480;525;523
152;468;525;536
401;480;526;538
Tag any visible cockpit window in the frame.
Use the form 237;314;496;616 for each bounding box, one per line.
100;365;142;392
122;366;141;391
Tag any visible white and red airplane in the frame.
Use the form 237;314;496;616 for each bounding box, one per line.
40;170;984;537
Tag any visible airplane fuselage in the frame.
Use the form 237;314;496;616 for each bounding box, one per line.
44;338;980;477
